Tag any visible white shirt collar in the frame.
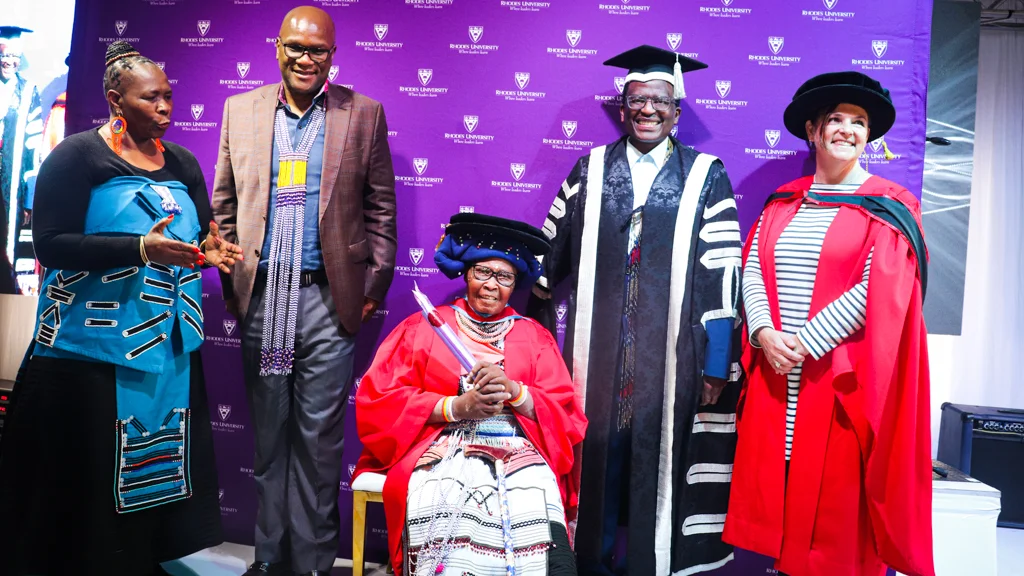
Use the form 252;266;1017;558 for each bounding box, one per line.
625;137;671;171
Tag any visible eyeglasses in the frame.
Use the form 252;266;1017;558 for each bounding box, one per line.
278;40;334;62
471;265;517;288
624;95;676;112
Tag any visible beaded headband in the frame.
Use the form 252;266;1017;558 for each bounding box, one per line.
105;51;141;67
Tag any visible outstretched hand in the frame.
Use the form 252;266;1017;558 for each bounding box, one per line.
144;215;203;268
203;220;244;274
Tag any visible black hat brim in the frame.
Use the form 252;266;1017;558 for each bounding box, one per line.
783;84;895;142
446;214;550;257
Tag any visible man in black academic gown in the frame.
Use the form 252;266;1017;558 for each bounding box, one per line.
0;25;43;294
528;45;742;576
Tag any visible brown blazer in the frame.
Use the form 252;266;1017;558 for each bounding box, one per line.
211;83;397;335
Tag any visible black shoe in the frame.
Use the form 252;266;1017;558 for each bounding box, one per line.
242;562;273;576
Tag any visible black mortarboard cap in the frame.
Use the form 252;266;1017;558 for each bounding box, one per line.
603;44;708;99
0;26;33;40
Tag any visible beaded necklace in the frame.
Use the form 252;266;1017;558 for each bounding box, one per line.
454;306;514;345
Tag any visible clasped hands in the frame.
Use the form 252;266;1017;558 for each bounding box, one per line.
756;327;809;375
450;361;522;421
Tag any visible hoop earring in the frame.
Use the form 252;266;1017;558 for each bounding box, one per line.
110;114;127;156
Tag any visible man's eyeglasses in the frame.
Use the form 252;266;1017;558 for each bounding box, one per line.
471;265;517;288
624;95;676;112
278;40;334;62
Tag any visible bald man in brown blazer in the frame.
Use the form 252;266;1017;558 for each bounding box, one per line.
211;7;396;576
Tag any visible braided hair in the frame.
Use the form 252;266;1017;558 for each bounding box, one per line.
102;40;157;93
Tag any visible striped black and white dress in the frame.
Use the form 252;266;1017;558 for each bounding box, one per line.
742;182;873;460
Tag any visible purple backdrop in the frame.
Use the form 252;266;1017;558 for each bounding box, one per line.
66;0;932;572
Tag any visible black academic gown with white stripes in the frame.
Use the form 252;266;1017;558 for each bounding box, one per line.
528;136;743;576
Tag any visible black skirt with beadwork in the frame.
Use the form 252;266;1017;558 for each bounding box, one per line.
0;350;223;576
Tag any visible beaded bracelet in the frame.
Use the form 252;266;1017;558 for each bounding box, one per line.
509;383;529;407
442;396;460;423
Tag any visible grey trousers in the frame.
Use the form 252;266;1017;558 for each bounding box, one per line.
242;279;356;573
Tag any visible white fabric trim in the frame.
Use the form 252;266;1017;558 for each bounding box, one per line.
6;80;36;263
654;153;716;576
685;463;734;484
703;198;737;220
562;179;581;200
698;221;741;244
550;196;566;219
681;513;727;536
729;362;742;383
671;552;735;576
692;411;737;434
699;309;735;327
699;247;742;269
572;145;606;416
625;71;676;86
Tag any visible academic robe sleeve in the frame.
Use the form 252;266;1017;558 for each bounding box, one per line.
355;314;447;471
692;161;742;380
512;321;588;509
832;190;934;576
526;157;585;333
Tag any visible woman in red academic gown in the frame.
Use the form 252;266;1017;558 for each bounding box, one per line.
723;72;934;576
354;213;587;576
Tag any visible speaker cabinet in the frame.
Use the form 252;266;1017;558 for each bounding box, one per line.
938;402;1024;528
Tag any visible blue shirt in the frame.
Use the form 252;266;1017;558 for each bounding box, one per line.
259;85;327;272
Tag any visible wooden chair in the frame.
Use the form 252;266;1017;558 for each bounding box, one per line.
352;471;387;576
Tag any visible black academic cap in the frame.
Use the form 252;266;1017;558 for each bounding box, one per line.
603;44;708;99
0;26;33;40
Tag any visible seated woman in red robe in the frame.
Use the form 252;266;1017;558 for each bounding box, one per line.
354;213;588;576
723;72;933;576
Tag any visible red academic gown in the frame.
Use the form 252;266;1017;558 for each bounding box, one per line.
723;175;935;576
354;300;588;574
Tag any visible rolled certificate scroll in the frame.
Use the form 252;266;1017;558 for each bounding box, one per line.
412;282;477;372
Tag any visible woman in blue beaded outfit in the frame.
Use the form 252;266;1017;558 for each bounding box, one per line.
0;41;242;575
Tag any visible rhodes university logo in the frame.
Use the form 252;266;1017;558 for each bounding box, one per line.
464;115;479;133
191;104;204;121
715;80;732;98
872;40;888;58
218;404;232;421
116;20;128;36
614;76;627;93
223;319;237;336
469;26;484;44
769;36;785;55
413;157;429;175
515;72;531;90
566;29;582;48
418;68;433;86
562;121;578;139
666;33;682;51
374;23;388;41
765;130;781;148
556;303;568;322
236;62;250;79
510;163;527;182
409;248;425;266
824;0;839;9
329;66;340;82
197;20;211;37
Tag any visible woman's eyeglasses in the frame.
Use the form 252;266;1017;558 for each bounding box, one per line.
471;265;517;288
